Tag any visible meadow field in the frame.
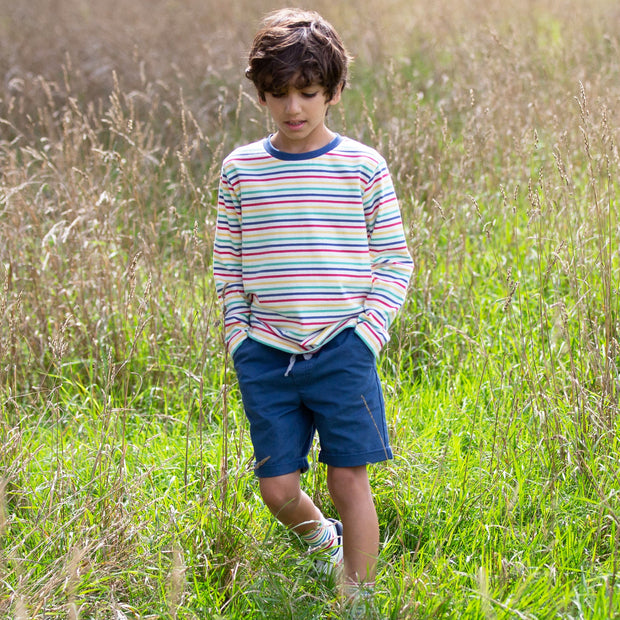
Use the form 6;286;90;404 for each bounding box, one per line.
1;0;619;617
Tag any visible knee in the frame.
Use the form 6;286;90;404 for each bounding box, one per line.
259;477;301;516
327;465;370;505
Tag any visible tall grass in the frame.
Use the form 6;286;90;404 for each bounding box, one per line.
1;0;619;617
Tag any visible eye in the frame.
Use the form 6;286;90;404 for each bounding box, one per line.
302;91;319;99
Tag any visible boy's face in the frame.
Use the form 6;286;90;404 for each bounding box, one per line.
260;79;342;154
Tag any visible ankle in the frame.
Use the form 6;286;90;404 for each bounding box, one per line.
342;579;375;600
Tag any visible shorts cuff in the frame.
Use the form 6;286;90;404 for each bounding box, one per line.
253;457;309;478
318;448;393;468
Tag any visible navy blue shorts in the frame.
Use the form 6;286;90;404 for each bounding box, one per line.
232;328;393;478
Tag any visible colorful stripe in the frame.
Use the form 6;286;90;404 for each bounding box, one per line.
213;135;413;356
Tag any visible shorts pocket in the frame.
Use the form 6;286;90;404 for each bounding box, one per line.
351;329;376;360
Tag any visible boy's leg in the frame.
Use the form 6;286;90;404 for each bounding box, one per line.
260;470;344;571
327;464;379;584
232;339;342;567
259;470;322;534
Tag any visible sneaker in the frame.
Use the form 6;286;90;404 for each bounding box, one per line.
312;518;343;578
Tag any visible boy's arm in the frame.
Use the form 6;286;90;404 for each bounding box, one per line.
212;171;250;354
355;161;413;357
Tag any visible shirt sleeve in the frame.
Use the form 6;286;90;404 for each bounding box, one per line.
212;167;250;354
354;158;414;356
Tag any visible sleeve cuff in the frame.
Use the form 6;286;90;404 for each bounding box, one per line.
354;321;387;358
227;329;249;355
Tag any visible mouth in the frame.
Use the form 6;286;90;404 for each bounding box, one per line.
285;120;306;129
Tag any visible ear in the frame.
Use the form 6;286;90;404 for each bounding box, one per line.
328;83;343;106
258;93;267;106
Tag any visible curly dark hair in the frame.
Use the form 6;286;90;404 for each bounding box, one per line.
245;9;351;102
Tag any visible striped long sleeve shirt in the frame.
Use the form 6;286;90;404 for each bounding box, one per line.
213;134;413;357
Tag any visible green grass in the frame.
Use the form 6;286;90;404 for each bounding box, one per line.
1;0;620;617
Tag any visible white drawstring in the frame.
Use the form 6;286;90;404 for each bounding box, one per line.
284;352;314;376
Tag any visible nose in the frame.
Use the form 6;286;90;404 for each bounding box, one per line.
284;93;302;114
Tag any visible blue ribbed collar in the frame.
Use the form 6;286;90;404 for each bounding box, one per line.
263;134;342;160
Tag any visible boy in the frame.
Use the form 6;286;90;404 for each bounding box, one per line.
213;7;413;600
